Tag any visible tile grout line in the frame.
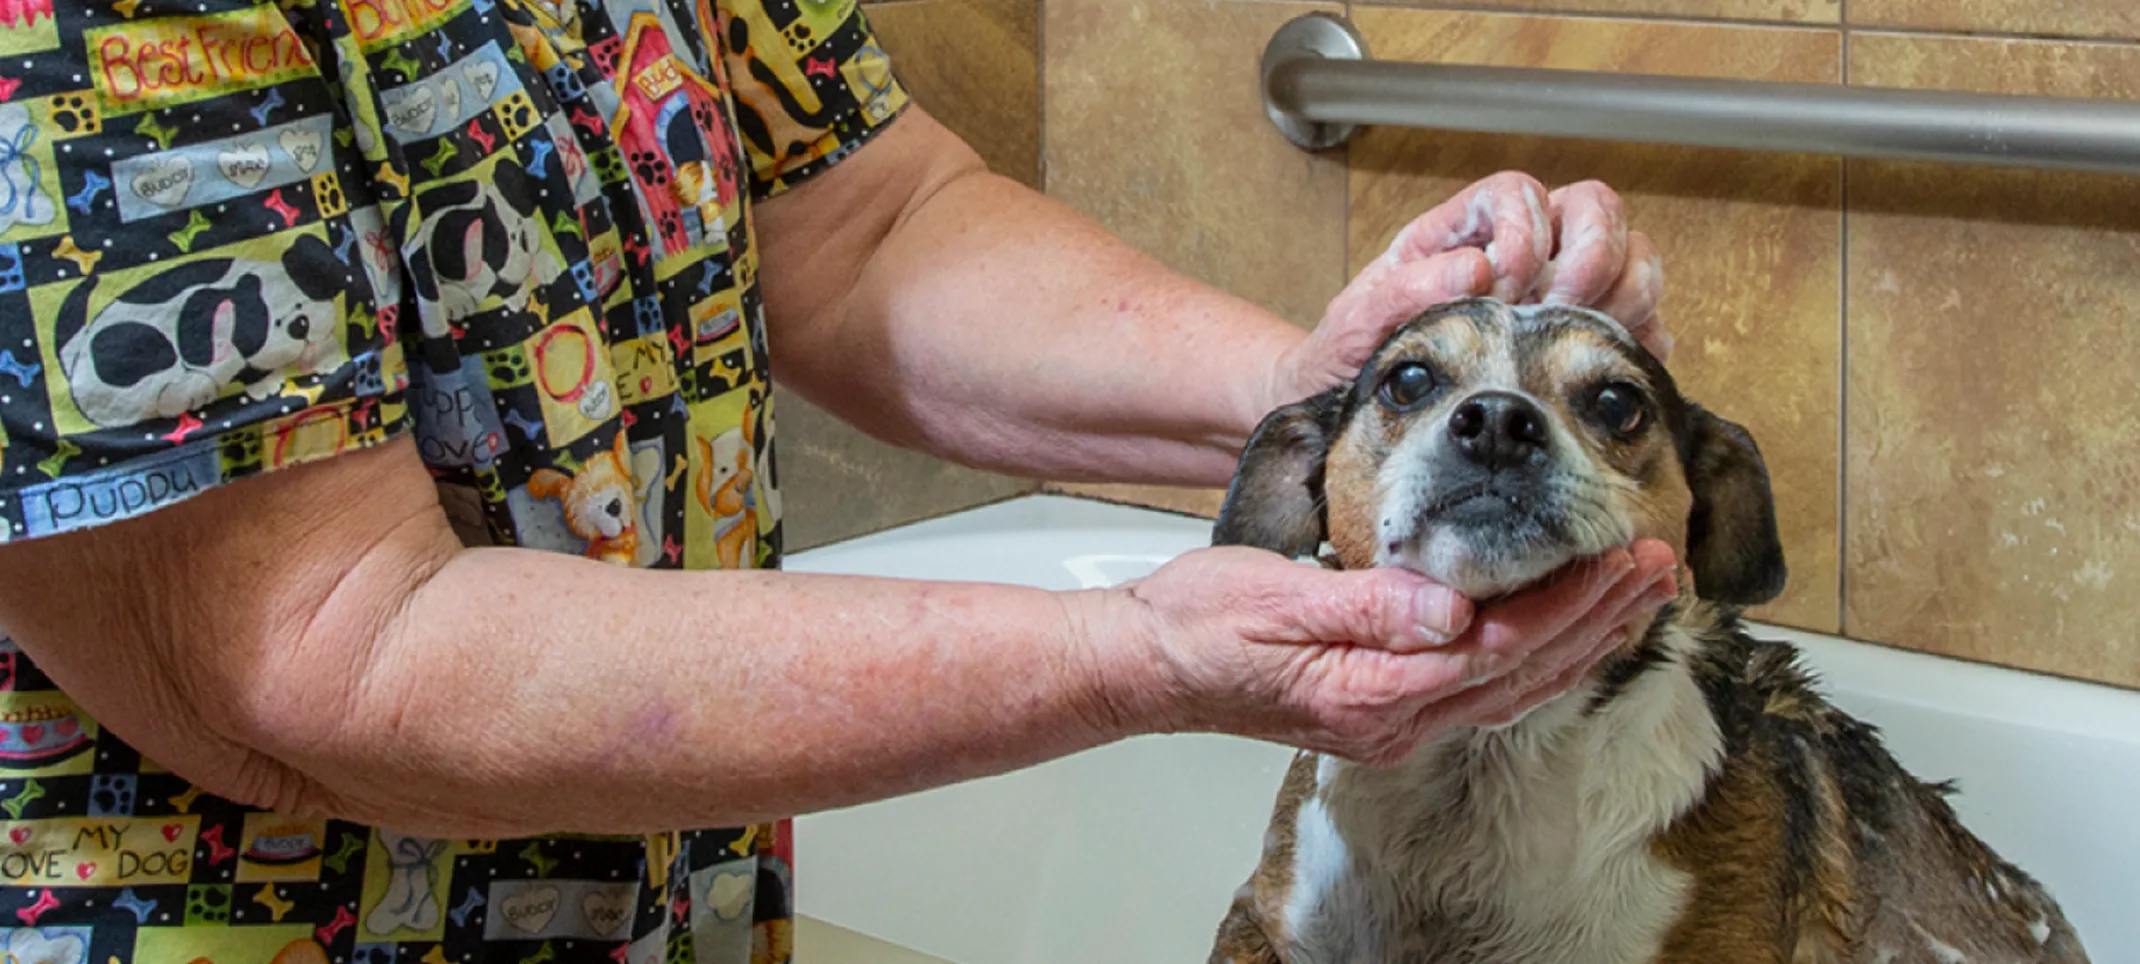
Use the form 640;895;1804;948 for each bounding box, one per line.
1035;0;1048;196
1341;0;2140;48
1340;1;1353;329
1836;24;1851;637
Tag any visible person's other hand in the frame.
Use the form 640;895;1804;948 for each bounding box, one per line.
1078;540;1679;765
1268;172;1669;411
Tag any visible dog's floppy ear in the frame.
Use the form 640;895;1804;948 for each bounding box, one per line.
1680;404;1788;606
282;233;350;304
1213;387;1347;556
490;159;540;218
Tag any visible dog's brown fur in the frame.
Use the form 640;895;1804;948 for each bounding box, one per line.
1206;300;2085;964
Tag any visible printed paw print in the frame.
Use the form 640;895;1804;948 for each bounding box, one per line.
87;775;137;817
484;347;532;387
353;353;386;395
495;91;539;142
633;297;664;338
351;945;394;964
220;433;266;473
587;36;623;76
590;146;628;185
664;930;694;964
655;210;683;242
311;173;348;218
46;93;100;136
185;884;233;926
628;150;671;188
0;243;23;294
542;63;586;101
780;22;812;51
569;262;598;303
474;466;507;502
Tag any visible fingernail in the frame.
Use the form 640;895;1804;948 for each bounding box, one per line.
1413;584;1466;645
1448;251;1490;293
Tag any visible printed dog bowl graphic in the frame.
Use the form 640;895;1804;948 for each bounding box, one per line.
242;825;324;866
0;701;91;769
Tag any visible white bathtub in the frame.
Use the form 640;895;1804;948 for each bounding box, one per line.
785;495;2139;963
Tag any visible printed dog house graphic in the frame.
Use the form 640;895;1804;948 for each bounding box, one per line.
609;11;744;261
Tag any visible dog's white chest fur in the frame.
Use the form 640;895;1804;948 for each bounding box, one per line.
1277;625;1724;964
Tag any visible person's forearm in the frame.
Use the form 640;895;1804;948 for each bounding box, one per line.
0;443;1151;840
760;114;1308;488
263;542;1145;837
854;172;1307;485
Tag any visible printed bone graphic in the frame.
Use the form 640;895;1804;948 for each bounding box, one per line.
365;832;449;935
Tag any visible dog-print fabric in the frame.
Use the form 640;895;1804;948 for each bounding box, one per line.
0;0;909;958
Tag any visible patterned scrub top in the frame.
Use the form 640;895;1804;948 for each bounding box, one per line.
0;0;909;956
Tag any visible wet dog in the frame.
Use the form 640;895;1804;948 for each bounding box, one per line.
1206;299;2086;964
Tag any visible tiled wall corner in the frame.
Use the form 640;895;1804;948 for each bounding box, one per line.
777;0;1044;552
1844;33;2140;687
1040;0;1350;515
1345;8;1845;632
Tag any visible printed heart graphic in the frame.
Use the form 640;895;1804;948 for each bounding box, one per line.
464;60;501;103
9;828;31;846
54;719;76;738
20;725;42;745
130;155;194;209
707;873;752;922
217;142;271;190
498;885;559;934
386;87;437;138
279;127;323;173
161;824;182;842
437;78;463;125
75;862;95;880
580;889;631;937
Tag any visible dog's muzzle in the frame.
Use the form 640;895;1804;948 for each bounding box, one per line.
1383;390;1605;598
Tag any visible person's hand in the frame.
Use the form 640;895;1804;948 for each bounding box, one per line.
1267;172;1669;411
1078;540;1679;765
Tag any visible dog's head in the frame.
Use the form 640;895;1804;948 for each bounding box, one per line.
1216;298;1784;607
410;161;551;323
529;433;639;545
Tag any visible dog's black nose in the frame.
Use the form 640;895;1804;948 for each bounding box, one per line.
1448;392;1549;470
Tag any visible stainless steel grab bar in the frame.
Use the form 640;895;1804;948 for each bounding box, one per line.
1260;13;2140;176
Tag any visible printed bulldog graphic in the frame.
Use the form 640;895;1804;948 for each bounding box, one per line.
54;234;349;428
409;159;562;329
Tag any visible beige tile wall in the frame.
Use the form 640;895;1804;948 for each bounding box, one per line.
1035;1;2140;685
777;0;1044;551
1844;34;2140;688
1850;0;2139;40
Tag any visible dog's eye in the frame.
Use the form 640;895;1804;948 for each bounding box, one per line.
1380;362;1437;410
1591;383;1648;437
